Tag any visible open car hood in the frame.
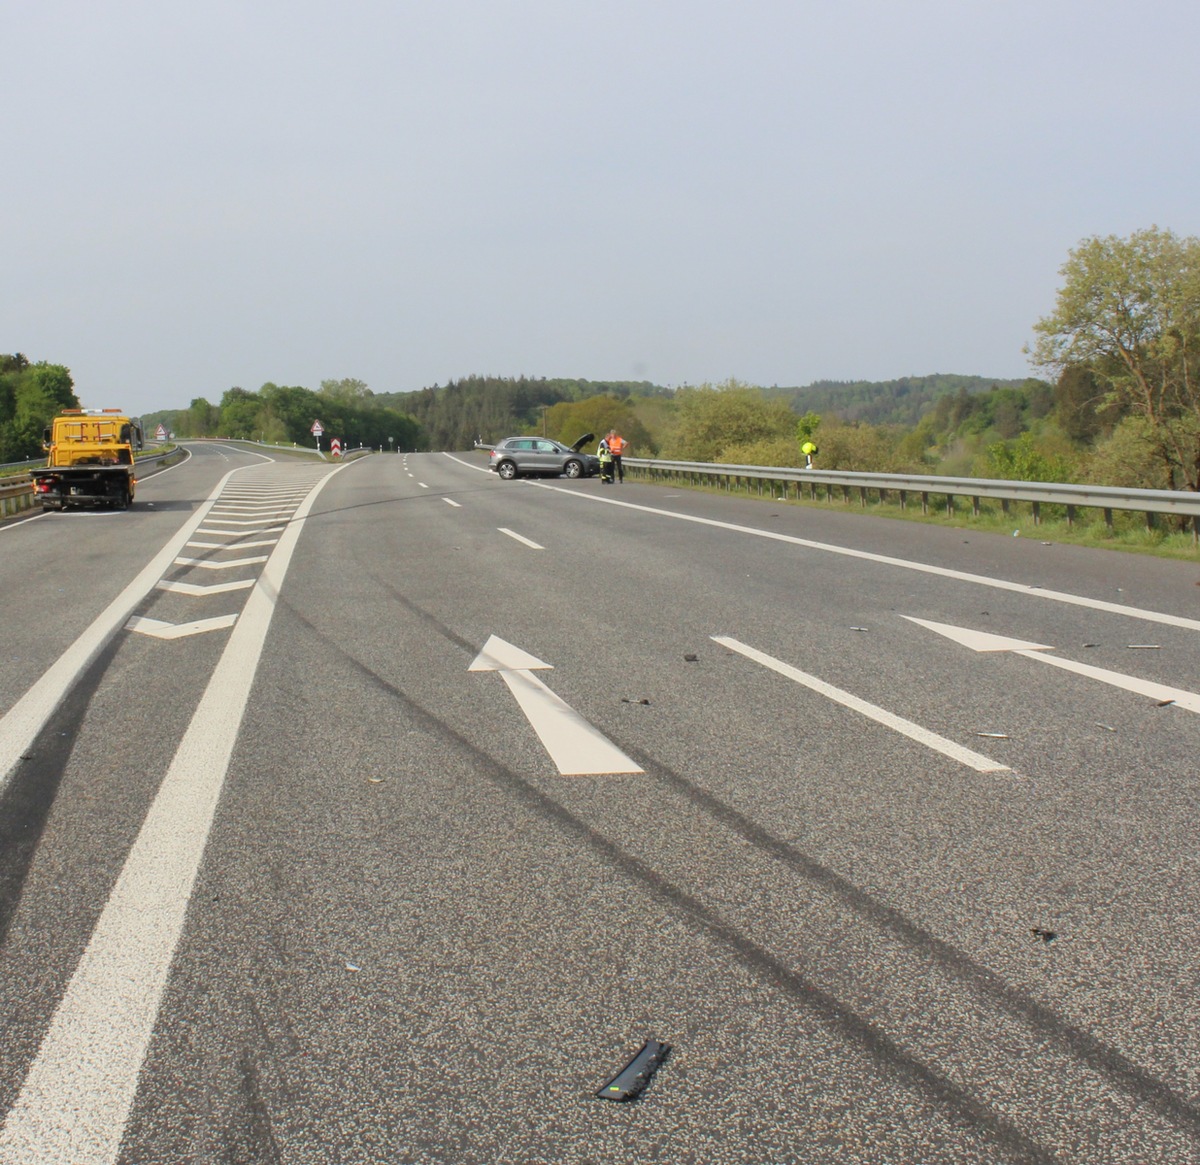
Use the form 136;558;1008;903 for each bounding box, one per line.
569;432;596;453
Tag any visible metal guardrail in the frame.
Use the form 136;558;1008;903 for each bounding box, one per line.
623;458;1200;536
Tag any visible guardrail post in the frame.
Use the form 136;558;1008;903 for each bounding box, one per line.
1066;504;1075;528
899;489;907;511
1104;507;1113;531
921;492;929;515
972;496;980;517
1032;501;1041;526
946;494;954;517
859;486;867;508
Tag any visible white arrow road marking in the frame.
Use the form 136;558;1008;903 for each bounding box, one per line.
905;616;1200;714
498;527;544;550
156;579;256;596
125;615;239;639
469;635;642;775
173;555;269;570
712;635;1009;774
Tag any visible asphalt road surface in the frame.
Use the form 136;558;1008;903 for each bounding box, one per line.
2;443;1200;1164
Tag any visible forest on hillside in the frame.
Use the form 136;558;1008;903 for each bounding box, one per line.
14;225;1200;499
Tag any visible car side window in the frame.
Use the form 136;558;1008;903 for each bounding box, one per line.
536;441;558;453
512;439;536;451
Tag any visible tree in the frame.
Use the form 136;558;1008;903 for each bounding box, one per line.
665;381;795;462
1031;226;1200;490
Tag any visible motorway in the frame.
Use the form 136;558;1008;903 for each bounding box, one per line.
1;442;1199;1164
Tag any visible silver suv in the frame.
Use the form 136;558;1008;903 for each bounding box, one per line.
487;433;599;480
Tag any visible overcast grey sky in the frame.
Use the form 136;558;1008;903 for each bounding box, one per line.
4;0;1198;415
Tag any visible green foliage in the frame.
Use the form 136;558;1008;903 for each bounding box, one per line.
795;411;821;443
983;432;1076;483
0;354;80;461
1032;225;1200;489
813;420;913;473
540;395;656;455
663;380;795;462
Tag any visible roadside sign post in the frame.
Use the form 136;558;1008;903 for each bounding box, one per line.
311;420;324;453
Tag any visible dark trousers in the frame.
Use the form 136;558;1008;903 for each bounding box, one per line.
612;455;623;482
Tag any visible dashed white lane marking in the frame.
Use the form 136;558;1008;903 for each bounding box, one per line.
0;466;344;1164
712;635;1009;774
444;498;462;508
498;527;544;550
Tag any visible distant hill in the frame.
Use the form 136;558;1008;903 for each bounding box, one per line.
764;374;1028;427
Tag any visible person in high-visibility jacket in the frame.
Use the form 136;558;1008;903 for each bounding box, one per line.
597;439;614;483
801;440;818;469
606;430;627;483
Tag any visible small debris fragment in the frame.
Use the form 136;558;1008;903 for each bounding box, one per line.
683;653;699;662
639;698;651;705
1095;723;1116;732
596;1038;671;1102
1013;530;1020;537
1082;643;1099;648
1031;928;1057;943
1126;644;1160;650
975;732;1009;739
1041;541;1052;546
850;626;869;632
345;962;362;972
1156;699;1176;708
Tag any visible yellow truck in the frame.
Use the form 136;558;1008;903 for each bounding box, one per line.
31;408;143;510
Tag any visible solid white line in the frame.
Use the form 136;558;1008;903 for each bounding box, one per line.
712;636;1009;774
533;483;1200;633
498;527;544;550
0;466;344;1164
498;669;643;775
0;472;240;793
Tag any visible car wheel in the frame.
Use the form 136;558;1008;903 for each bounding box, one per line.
497;460;518;480
563;459;583;479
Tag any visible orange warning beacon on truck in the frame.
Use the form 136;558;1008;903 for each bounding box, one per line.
31;408;143;510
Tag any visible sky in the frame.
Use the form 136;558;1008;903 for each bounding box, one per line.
4;0;1198;416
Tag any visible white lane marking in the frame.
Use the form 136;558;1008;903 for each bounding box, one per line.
905;616;1200;714
0;467;344;1163
193;516;281;526
418;482;429;489
187;538;280;550
498;527;544;550
712;635;1009;774
173;555;269;570
469;635;641;775
444;498;462;508
530;482;1200;634
156;579;256;596
0;472;241;792
196;526;285;537
125;615;239;639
